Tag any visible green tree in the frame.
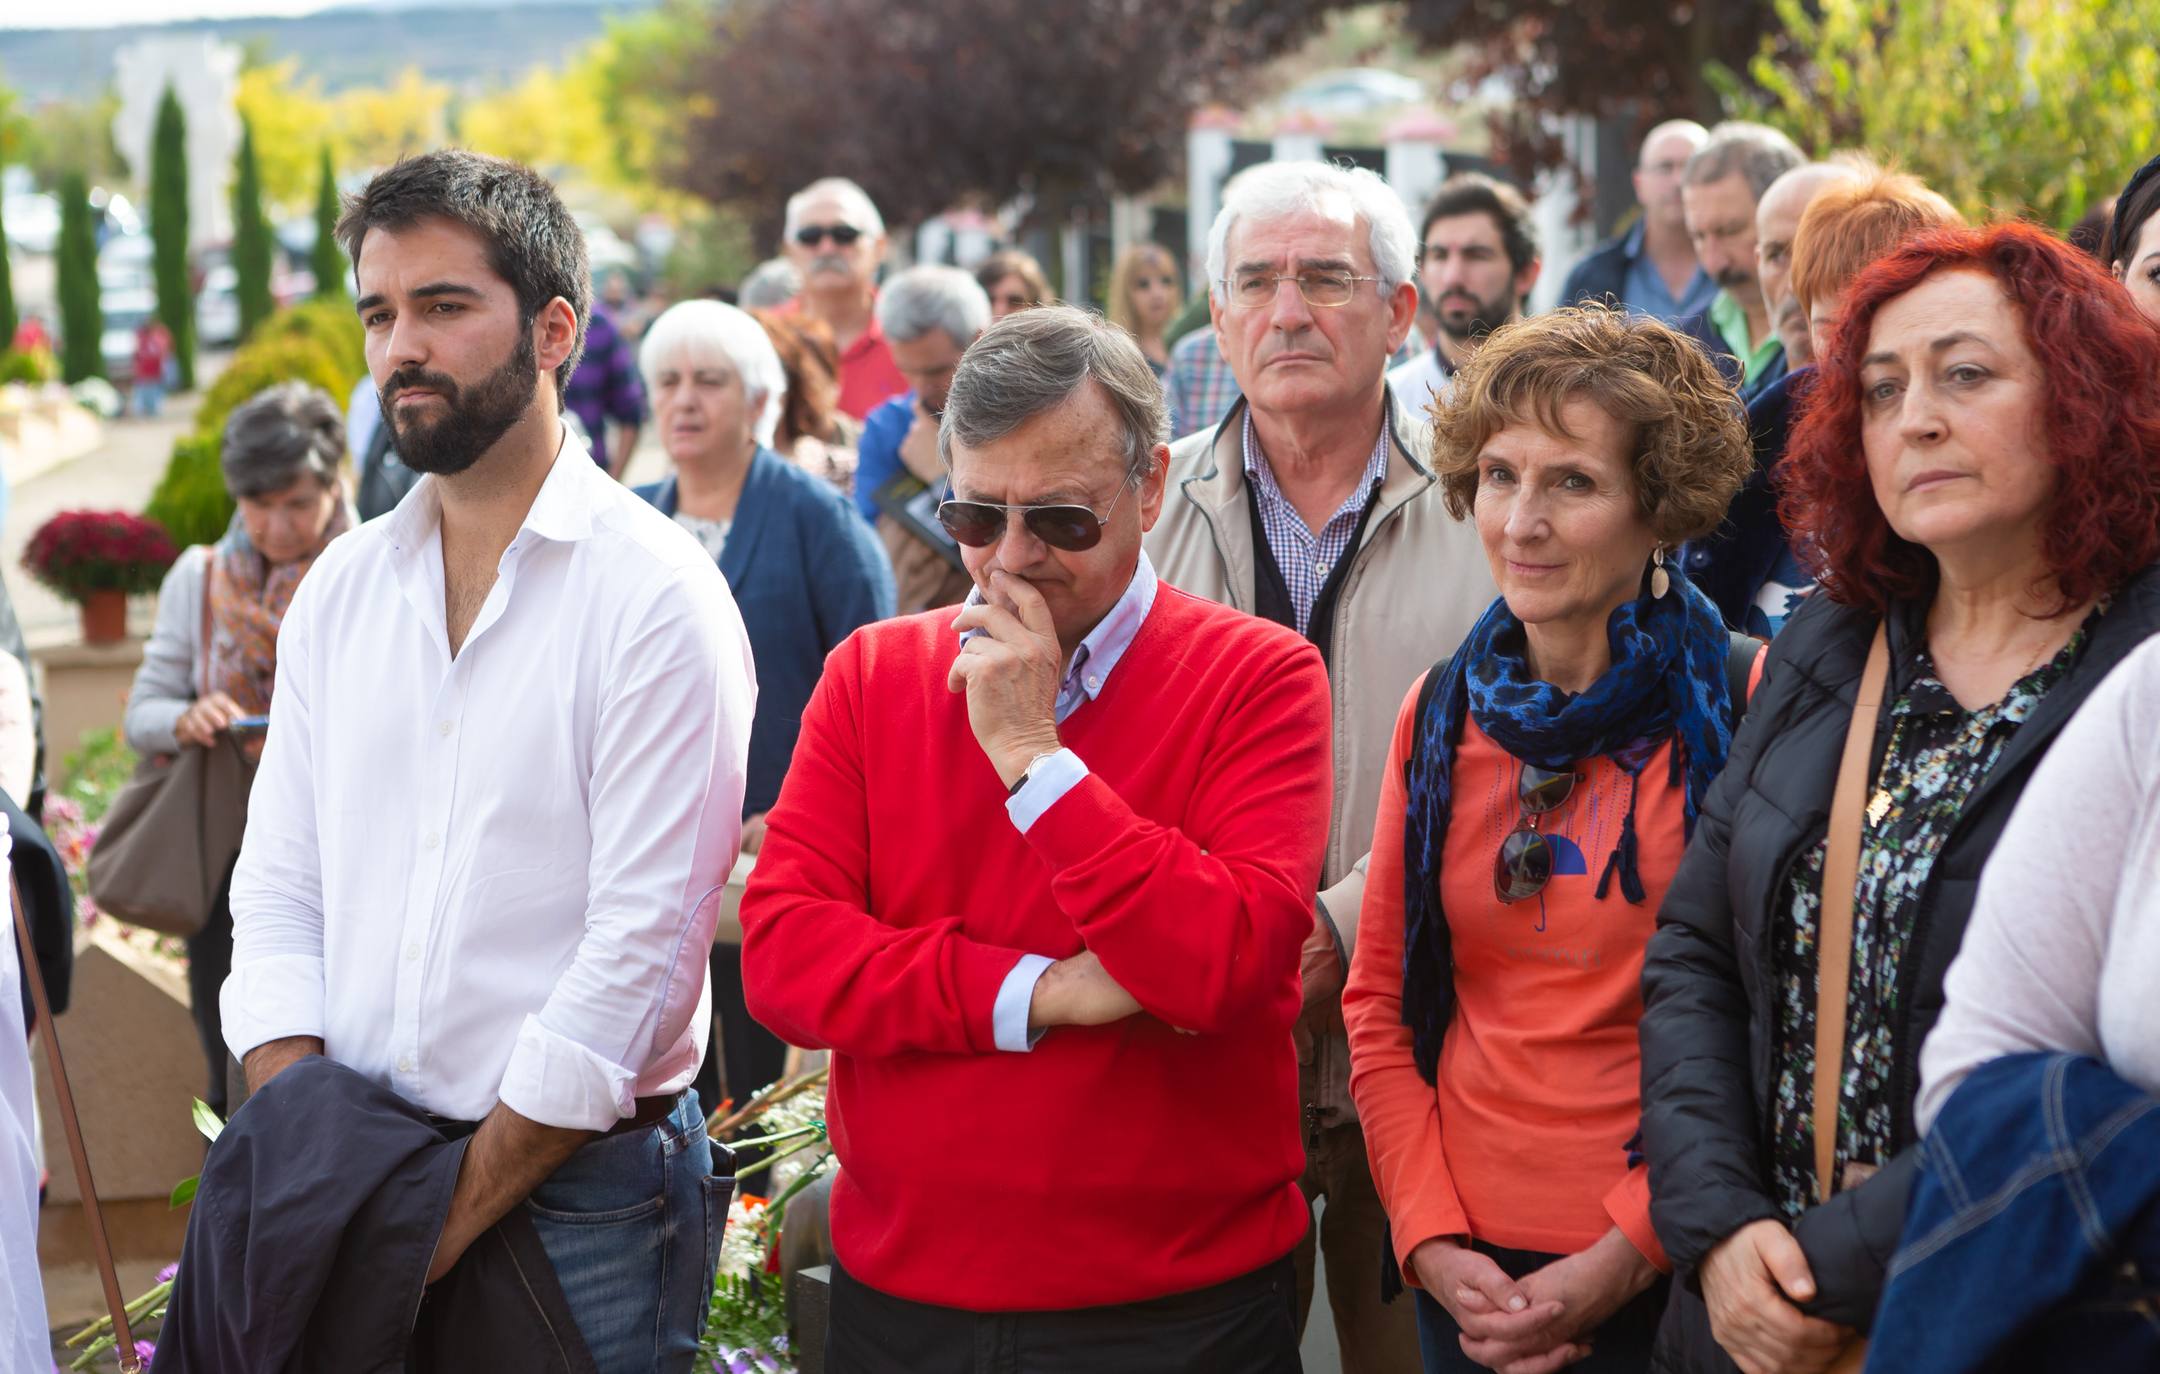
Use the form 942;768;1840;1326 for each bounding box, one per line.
148;85;197;390
0;175;16;349
1732;0;2160;229
56;172;102;383
312;144;346;300
232;115;276;341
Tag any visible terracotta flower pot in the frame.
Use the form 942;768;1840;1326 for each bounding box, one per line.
80;589;128;645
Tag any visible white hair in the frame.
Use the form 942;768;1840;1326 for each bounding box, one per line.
876;265;992;346
1639;119;1711;161
783;177;886;241
1204;161;1417;307
637;299;788;449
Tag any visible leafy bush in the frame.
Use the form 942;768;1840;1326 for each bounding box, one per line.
141;432;233;551
248;298;366;396
0;346;58;386
193;335;349;449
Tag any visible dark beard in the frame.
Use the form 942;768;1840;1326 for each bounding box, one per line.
1432;288;1516;345
378;331;539;476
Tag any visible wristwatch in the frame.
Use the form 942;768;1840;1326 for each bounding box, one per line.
1008;749;1065;796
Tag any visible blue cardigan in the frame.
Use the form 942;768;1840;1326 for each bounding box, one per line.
637;448;896;816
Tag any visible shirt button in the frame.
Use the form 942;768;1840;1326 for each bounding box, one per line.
424;832;441;850
1312;562;1328;577
437;720;453;737
396;1055;414;1073
404;943;420;962
1085;675;1101;691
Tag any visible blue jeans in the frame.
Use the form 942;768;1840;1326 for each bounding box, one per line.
133;380;164;416
525;1092;733;1373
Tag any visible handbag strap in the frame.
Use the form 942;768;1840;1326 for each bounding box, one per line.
197;556;215;700
11;876;141;1370
1814;623;1891;1204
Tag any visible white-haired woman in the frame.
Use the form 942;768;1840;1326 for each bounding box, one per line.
634;299;896;1102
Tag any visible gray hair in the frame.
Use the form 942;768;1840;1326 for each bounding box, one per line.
638;299;789;448
939;304;1166;487
737;257;801;311
783;176;886;240
1684;121;1807;200
222;382;345;499
1204;161;1417;307
876;265;992;347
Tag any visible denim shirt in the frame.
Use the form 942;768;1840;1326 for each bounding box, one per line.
1867;1053;2160;1373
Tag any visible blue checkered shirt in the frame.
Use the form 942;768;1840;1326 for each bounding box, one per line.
1164;327;1243;440
1241;411;1391;637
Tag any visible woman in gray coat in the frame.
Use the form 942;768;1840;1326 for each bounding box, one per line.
125;382;352;1116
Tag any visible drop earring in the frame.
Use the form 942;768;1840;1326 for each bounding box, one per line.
1651;546;1671;599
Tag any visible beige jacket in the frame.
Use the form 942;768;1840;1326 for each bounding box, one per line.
1146;392;1496;1127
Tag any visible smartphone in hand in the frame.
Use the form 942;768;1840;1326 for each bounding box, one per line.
228;714;270;737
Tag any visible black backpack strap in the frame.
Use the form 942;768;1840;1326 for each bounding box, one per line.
1401;657;1452;783
1727;631;1766;728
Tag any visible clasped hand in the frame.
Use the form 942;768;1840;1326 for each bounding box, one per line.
946;569;1063;789
1411;1228;1658;1374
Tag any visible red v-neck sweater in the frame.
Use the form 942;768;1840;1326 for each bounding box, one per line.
740;587;1333;1311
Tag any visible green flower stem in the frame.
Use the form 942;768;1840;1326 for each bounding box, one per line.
730;1135;827;1183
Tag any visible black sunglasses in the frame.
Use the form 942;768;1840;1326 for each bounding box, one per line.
936;485;1131;552
794;224;863;248
1494;763;1578;907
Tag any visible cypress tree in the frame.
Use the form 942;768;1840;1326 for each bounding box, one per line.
311;145;346;300
148;85;197;390
56;172;102;383
0;176;17;350
231;115;275;340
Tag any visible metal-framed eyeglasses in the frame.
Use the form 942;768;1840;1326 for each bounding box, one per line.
936;484;1132;553
1218;270;1385;310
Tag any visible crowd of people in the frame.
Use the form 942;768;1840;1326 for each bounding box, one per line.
9;105;2160;1374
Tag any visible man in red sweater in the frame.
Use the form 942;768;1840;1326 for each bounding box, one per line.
741;305;1333;1372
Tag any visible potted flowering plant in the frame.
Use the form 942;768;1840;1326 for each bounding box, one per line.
22;510;179;645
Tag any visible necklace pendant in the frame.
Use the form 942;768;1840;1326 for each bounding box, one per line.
1866;789;1893;825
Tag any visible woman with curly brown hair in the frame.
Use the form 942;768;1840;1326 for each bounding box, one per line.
1344;306;1753;1374
1638;222;2160;1374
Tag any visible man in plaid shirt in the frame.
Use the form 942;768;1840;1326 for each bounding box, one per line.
565;303;647;478
1145;160;1494;1374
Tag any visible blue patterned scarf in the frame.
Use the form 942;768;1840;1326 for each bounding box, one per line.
1400;563;1735;1083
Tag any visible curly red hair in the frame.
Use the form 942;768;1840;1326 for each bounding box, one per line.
1779;221;2160;614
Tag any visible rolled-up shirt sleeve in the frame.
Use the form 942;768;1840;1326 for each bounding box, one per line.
496;563;754;1131
222;577;328;1059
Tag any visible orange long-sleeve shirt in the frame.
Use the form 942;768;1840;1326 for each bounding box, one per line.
1344;674;1680;1280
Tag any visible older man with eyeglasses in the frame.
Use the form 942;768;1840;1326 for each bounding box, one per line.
780;176;908;419
1147;160;1495;1374
742;305;1330;1371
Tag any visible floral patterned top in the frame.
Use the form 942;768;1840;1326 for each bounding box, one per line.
1768;628;2086;1217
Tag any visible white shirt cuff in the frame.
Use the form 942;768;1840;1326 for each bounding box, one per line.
219;955;326;1061
496;1013;640;1132
993;953;1055;1052
1004;748;1087;834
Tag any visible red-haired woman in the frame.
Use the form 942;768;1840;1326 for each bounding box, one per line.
1637;221;2160;1374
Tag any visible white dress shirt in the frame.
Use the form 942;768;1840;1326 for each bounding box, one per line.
0;834;51;1374
224;431;756;1131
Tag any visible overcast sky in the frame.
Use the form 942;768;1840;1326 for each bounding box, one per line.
1;1;328;27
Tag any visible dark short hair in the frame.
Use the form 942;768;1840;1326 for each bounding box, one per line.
2105;159;2160;274
336;149;591;398
221;382;346;499
1419;173;1540;276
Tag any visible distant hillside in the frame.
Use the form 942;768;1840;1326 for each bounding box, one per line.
0;0;661;102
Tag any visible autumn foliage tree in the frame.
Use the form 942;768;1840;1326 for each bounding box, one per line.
669;0;1332;242
1393;0;1781;182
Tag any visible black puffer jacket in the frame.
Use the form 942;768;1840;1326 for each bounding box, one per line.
1637;564;2160;1370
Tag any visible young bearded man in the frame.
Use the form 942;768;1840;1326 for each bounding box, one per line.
222;150;756;1372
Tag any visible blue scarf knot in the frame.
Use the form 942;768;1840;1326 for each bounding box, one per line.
1400;564;1735;1084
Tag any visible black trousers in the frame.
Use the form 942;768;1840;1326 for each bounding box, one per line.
828;1252;1304;1374
186;858;238;1119
1414;1240;1669;1374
